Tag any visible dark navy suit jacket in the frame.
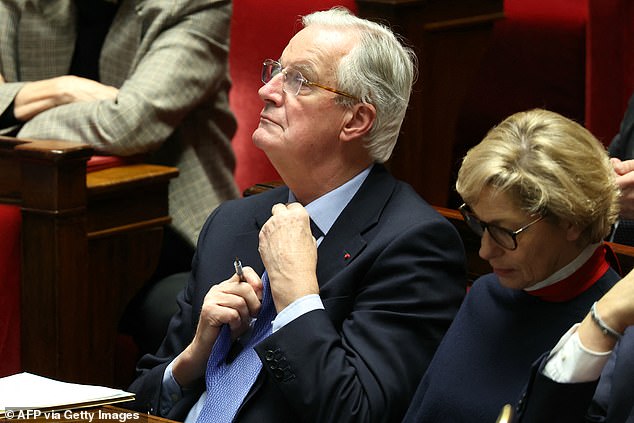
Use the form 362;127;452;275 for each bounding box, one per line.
127;165;467;423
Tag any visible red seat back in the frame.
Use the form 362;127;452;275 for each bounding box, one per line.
0;204;21;377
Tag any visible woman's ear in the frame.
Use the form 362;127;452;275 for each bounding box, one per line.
562;220;583;242
341;102;376;142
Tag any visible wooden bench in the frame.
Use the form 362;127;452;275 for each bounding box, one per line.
0;136;178;387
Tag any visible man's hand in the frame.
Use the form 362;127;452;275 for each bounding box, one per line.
0;73;5;83
196;266;263;344
14;75;118;121
259;203;319;312
172;266;263;388
611;158;634;220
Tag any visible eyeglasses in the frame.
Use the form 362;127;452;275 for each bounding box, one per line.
459;203;545;250
261;59;359;101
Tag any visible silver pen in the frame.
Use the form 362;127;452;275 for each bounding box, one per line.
234;257;245;281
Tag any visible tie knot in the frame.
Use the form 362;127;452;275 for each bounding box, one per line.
310;219;324;239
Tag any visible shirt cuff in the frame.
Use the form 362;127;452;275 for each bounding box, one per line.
160;361;184;415
271;294;324;333
543;323;612;383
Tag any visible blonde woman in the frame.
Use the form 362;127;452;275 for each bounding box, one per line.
404;109;621;422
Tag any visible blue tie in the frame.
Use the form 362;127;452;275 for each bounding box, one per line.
197;220;322;422
196;272;277;423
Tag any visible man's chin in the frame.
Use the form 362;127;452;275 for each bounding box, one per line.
252;128;279;153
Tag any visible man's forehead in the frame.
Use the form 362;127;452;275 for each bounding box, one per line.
281;26;353;74
290;26;354;54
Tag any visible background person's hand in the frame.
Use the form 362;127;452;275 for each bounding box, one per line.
14;75;119;121
611;158;634;220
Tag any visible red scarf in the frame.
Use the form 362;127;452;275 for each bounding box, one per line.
526;245;614;302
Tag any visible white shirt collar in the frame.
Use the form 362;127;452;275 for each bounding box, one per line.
288;165;372;238
525;242;602;292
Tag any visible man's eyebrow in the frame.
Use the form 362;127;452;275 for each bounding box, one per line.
280;59;318;77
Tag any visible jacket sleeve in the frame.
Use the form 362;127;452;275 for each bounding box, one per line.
255;215;467;422
124;208;222;420
16;0;233;156
0;83;25;135
515;353;599;423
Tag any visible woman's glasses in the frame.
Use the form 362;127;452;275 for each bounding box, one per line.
459;203;544;250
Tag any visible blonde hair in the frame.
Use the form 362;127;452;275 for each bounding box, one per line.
456;109;619;243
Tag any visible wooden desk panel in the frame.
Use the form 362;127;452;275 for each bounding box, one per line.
356;0;504;206
0;136;178;387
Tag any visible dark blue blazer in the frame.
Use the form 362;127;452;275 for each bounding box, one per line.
517;328;634;423
127;165;467;423
402;268;618;423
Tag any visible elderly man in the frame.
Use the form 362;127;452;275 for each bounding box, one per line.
126;7;466;423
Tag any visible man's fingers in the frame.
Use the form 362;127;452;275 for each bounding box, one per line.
612;158;634;176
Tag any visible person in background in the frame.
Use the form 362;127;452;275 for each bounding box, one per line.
606;92;634;244
515;267;634;422
0;0;239;353
402;108;621;423
125;7;467;422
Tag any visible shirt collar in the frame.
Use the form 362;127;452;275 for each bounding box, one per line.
525;242;602;291
288;165;372;238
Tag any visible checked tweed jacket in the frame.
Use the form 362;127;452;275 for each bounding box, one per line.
0;0;239;245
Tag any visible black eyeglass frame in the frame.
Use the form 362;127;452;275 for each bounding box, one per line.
458;203;545;251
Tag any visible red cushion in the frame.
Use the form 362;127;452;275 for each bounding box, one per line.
86;155;128;172
0;205;21;377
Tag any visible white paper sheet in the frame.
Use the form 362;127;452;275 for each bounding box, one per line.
0;372;134;416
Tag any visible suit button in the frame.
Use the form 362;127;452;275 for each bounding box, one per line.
273;368;285;380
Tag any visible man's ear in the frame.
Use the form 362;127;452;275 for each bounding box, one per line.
341;102;376;142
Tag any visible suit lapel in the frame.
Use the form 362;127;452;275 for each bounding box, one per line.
242;168;396;414
316;165;396;286
232;188;289;276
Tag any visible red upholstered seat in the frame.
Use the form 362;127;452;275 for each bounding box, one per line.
228;0;357;193
0;204;21;377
